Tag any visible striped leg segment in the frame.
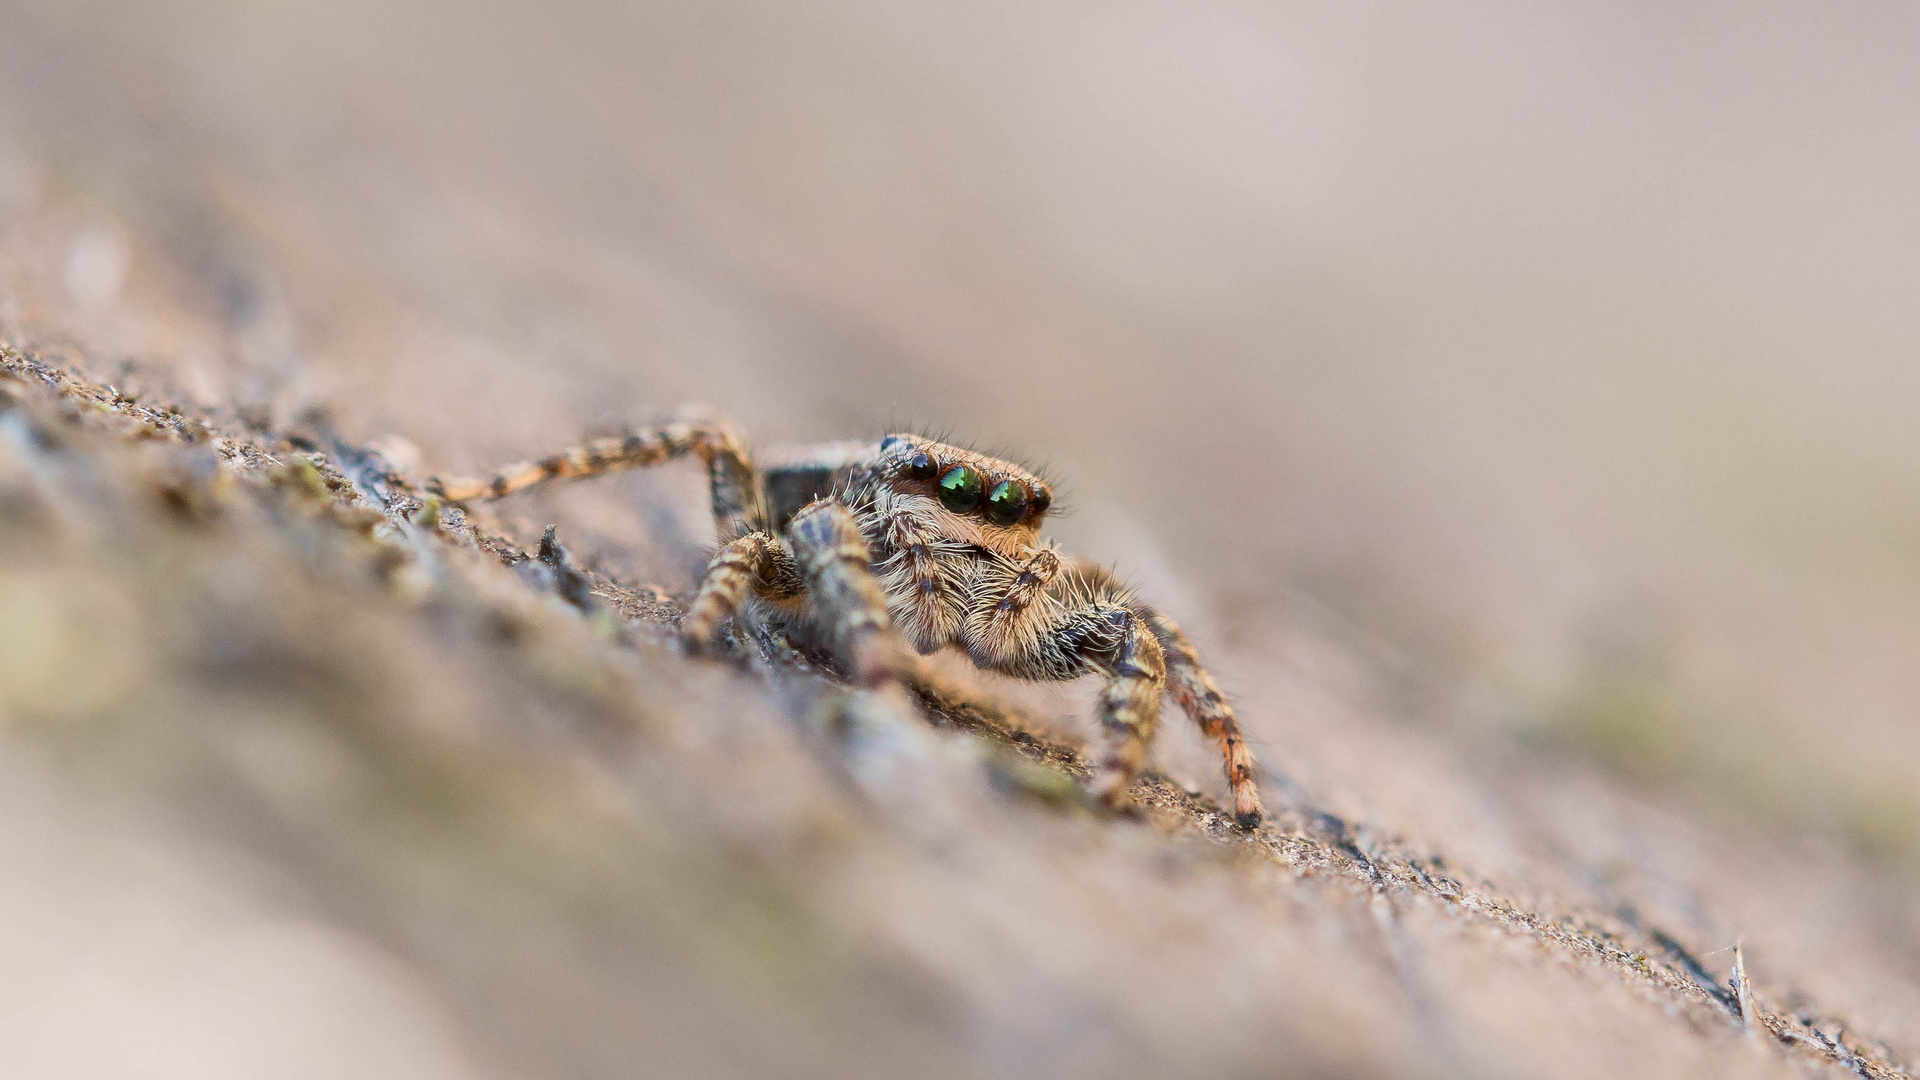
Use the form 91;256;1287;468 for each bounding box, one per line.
982;559;1261;822
968;579;1169;812
682;531;805;647
786;499;912;688
1143;608;1263;826
434;418;764;538
1082;607;1168;811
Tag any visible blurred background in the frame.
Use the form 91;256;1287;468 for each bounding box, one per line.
2;1;1918;1076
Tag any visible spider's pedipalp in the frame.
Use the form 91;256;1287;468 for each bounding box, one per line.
871;497;968;653
962;546;1062;668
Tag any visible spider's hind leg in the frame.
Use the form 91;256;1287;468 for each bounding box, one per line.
433;413;765;538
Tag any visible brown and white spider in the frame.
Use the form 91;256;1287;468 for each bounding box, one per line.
435;415;1264;826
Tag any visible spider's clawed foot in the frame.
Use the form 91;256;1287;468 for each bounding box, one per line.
1229;783;1267;832
672;625;718;660
675;617;758;669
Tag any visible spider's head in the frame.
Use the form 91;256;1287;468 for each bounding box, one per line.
874;434;1053;538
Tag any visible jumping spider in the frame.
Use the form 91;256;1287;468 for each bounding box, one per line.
436;416;1264;826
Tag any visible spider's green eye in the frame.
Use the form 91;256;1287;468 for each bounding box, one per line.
985;479;1029;526
937;465;983;512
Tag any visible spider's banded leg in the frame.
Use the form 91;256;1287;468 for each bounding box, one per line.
434;418;765;537
786;499;913;688
1142;608;1263;825
682;531;805;647
1081;607;1168;810
973;590;1168;812
1063;559;1263;825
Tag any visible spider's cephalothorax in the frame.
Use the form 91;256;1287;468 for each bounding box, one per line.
436;417;1264;825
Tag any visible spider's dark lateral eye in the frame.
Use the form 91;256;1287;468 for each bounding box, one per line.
985;479;1029;526
1030;488;1052;515
906;452;936;481
937;465;984;512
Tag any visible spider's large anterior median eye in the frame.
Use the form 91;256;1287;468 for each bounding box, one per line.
938;465;984;512
985;479;1029;525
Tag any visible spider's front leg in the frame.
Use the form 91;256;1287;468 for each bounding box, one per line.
970;573;1168;813
874;503;972;654
1059;562;1264;825
1070;604;1168;813
785;499;915;688
963;546;1062;663
677;505;908;681
681;531;805;647
975;559;1264;825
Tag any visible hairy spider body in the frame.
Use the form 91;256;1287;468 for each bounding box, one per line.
437;417;1263;825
